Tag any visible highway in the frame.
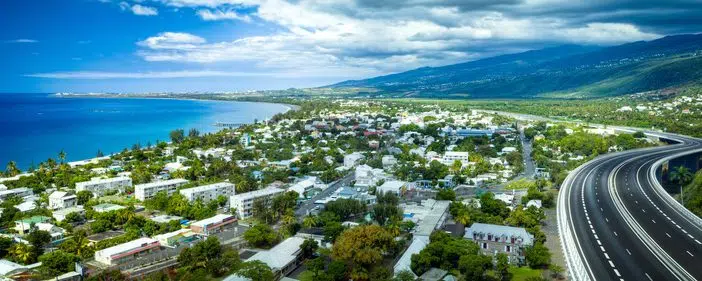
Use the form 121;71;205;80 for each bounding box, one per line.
559;133;702;281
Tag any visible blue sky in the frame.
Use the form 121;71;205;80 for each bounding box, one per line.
1;0;700;93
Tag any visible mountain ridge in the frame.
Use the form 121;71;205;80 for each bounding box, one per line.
329;34;702;99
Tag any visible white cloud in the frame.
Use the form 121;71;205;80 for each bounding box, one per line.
25;69;355;79
131;4;159;16
197;9;251;22
157;0;260;8
5;39;38;43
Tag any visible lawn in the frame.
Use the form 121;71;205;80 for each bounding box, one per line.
295;270;314;281
509;266;543;281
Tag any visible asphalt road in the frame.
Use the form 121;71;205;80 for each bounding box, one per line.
559;133;702;281
295;173;354;217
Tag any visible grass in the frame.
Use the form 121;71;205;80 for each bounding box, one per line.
296;270;315;281
509;266;543;281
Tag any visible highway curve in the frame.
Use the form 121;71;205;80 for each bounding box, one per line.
559;133;702;281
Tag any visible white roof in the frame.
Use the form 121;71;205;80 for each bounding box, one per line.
393;236;430;277
413;200;450;237
444;151;469;157
53;206;85;215
180;182;234;195
49;191;74;199
247;237;305;270
378;180;406;193
77;176;130;185
0;259;26;276
135;178;189;189
191;214;234;228
95;237;158;258
464;223;534;245
231;186;284;201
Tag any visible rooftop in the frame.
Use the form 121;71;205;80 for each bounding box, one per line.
95;237;159;259
231;186;284;201
247;236;305;270
191;214;235;228
464;223;534;245
135;178;189;189
180;182;234;195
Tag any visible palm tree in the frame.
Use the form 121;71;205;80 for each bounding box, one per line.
456;214;471;226
302;215;319;228
670;166;693;205
58;149;66;164
5;161;20;177
9;243;34;264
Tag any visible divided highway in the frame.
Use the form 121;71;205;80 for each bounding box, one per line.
559;133;702;281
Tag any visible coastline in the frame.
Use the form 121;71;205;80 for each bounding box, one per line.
54;93;301;112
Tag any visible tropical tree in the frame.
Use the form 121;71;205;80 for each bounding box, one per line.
58;149;66;164
5;161;20;177
670;166;694;205
302;215;319;228
9;243;35;264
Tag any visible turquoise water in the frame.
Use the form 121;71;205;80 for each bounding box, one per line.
0;94;289;170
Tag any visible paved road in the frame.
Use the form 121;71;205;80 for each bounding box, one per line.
295;173;354;217
559;132;702;281
520;129;535;178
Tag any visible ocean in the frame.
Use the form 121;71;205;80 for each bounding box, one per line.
0;93;290;170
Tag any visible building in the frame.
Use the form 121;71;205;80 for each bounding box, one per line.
230;186;285;219
343;152;365;168
526;200;543;209
382;155;397;169
179;182;235;204
92;203;126;213
190;214;237;236
0;259;29;279
393;235;430;278
75;177;132;196
402;199;451;237
135;178;189;201
36;223;66;243
464;223;534;264
49;191;77;210
377;180;407;195
53;206;85;222
441;151;470;166
150;215;184;224
94;237;161;266
153;229;198;247
287;178;316;198
354;165;388;188
14;216;52;235
239;133;251;146
246;237;305;280
0;187;33;201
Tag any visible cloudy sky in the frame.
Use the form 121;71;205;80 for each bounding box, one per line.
1;0;700;93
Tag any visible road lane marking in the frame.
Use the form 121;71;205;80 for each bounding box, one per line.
686;251;694;257
645;273;653;281
626;249;631;255
666;233;671;238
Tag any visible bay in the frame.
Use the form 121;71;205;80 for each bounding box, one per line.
0;93;289;170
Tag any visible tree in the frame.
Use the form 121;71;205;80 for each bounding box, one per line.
236;261;274;281
525;243;552;268
550;264;565;279
300;238;319;259
670;165;693;205
393;270;416;281
76;190;93;205
9;243;35;264
306;256;326;279
332;225;395;281
0;237;13;259
243;224;279;249
39;250;79;276
170;129;185;144
495;253;510;280
436;189;456;201
302;215;319;228
188;128;200;138
27;230;52;256
58;149;66;164
458;254;492;280
5;161;20;177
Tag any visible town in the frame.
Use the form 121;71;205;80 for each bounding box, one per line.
0;99;656;281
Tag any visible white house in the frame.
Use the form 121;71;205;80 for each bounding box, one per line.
441;151;470;165
48;191;77;210
0;187;33;201
135;178;189;201
377;180;407;195
230;186;285;219
354;165;388;188
179;182;235;204
343;152;365;168
75;177;132;196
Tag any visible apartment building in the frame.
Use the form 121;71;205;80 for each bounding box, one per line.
464;223;534;264
135;178;189;201
75;177;132;196
94;237;161;266
179;182;235;204
230;186;285;219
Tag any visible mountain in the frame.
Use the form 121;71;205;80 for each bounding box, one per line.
329;34;702;99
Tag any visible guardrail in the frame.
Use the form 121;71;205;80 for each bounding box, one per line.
557;160;594;281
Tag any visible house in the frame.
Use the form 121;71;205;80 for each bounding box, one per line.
354;165;388;188
179;182;236;204
393;235;430;278
53;206;85;222
464;223;534;264
441;151;470;166
135;178;189;201
94;237;161;266
36;223;66;243
0;259;29;279
230;186;285;219
75;176;132;196
0;187;33;200
246;237;305;280
150;215;184;224
377;180;407;195
14;216;52;235
49;191;77;210
526;200;543;209
343;152;365;168
190;214;237;236
287;178;317;198
381;155;397;169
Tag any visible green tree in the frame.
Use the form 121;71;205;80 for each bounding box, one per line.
299;238;318;259
332;225;395;281
495;253;510;280
525;243;552;268
236;261;274;281
39;250;79;276
170;129;185;144
670;165;693;205
76;190;93;205
243;224;279;248
436;189;456;201
5;161;20;177
393;270;416;281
